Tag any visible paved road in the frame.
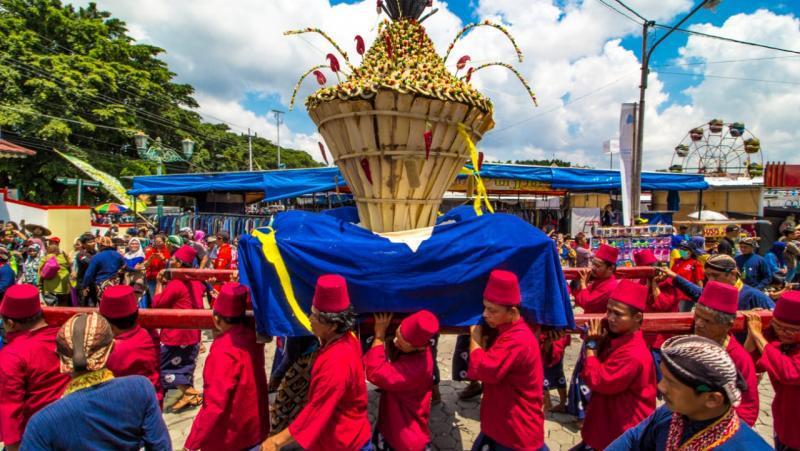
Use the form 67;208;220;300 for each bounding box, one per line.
166;333;777;450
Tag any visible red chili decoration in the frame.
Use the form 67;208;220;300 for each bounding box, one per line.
313;70;326;85
424;130;433;160
456;55;471;71
466;67;474;82
326;53;340;73
318;142;329;165
355;35;365;55
360;158;373;184
427;0;433;5
384;35;393;59
477;151;485;171
376;0;383;14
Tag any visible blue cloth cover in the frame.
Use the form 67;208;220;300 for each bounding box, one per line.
238;207;574;337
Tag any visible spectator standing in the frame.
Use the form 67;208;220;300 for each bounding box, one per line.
736;237;772;290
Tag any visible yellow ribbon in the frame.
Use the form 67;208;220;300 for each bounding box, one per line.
252;228;312;332
457;123;494;216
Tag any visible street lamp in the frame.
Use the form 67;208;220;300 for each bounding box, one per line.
134;132;195;218
630;0;721;220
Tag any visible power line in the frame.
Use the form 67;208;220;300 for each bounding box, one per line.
594;0;643;25
655;70;800;85
652;54;800;68
610;0;648;23
0;54;245;150
0;104;137;133
492;71;639;133
0;12;253;132
654;24;800;55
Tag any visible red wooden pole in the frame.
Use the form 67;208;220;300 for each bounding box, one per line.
562;266;656;280
42;308;771;334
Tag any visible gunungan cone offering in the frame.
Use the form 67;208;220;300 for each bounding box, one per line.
287;0;536;232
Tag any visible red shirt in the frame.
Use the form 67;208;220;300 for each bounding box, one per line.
144;246;169;280
0;326;70;446
213;243;233;270
364;344;433;451
106;325;163;405
289;333;370;451
574;275;618;313
541;333;571;368
726;337;759;426
641;278;680;349
756;342;800;449
581;330;657;450
152;279;203;346
467;319;544;450
185;325;269;450
671;258;704;301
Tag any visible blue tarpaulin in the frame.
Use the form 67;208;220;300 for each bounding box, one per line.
238;206;573;337
128;164;707;201
128;167;346;201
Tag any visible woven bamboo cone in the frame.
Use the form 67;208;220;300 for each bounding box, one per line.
311;90;493;232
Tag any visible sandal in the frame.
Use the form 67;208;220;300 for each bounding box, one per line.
167;391;203;414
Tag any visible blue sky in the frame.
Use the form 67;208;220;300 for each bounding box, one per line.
103;0;800;168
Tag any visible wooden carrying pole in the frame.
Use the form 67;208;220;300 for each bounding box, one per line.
42;307;771;335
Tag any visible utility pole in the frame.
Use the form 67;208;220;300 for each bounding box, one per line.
271;110;285;169
631;20;653;220
248;128;253;171
630;0;718;219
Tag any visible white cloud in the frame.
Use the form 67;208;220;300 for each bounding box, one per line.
86;1;798;171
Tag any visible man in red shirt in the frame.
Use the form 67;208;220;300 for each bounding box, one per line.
365;310;439;451
633;250;680;368
213;231;233;270
574;244;619;313
262;274;371;451
185;282;269;450
468;269;545;451
139;235;169;298
0;284;70;450
745;290;800;450
692;281;759;426
152;245;205;413
99;285;162;406
579;279;657;450
670;240;705;311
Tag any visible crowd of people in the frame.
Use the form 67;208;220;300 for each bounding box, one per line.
0;218;799;450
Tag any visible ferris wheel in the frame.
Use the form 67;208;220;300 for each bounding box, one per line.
669;120;763;178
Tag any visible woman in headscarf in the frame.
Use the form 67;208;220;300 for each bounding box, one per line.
123;238;146;285
22;243;43;285
765;241;787;277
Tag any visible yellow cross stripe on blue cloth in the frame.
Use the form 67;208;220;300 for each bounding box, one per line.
252;228;312;332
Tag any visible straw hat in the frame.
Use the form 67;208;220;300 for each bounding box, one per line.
24;223;51;236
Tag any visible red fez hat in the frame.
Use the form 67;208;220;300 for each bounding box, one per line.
484;269;521;306
99;285;138;319
698;281;739;315
0;284;42;319
400;310;440;348
610;279;647;311
774;290;800;326
173;245;197;266
312;274;350;313
214;282;249;317
595;244;619;265
633;249;657;267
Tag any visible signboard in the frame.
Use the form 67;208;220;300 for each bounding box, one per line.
603;138;620;155
618;103;636;226
763;189;800;209
55;177;101;187
450;177;563;194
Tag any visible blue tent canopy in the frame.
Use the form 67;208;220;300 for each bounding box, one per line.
466;164;709;192
128;164;707;201
128;167;346;201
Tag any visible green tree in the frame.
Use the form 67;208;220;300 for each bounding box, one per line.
0;0;317;204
